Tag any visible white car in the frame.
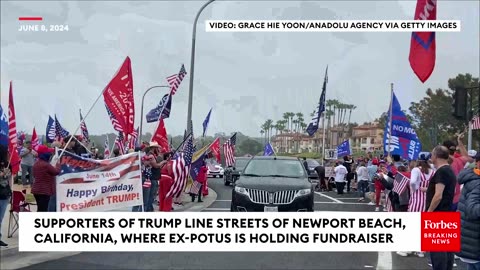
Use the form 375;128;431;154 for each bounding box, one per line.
207;163;224;178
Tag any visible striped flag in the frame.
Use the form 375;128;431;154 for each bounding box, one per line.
471;115;480;130
223;133;237;167
54;115;70;140
166;134;194;198
8;81;21;174
114;132;125;155
189;181;202;195
128;127;139;149
166;64;187;95
393;173;410;195
105;104;124;133
46;116;55;143
79;110;90;142
104;136;110;158
31;127;39;150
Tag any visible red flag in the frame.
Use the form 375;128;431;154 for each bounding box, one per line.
152;118;170;153
409;0;436;83
31;127;39;150
103;56;135;136
209;138;221;163
8;82;20;174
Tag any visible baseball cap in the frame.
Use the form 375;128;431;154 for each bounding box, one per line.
468;150;477;158
37;145;54;155
372;159;379;165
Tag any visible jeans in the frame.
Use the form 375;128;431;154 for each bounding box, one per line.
336;182;346;194
467;261;480;270
430;252;454;270
0;199;10;240
21;164;34;185
145;179;159;212
132;186;151;212
48;195;56;212
357;181;369;198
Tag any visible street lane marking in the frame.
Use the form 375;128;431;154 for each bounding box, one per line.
376;252;392;270
314;192;344;203
315;201;371;205
204;208;230;211
215;200;232;202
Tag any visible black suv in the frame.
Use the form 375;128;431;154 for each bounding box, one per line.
231;156;314;212
223;157;251;186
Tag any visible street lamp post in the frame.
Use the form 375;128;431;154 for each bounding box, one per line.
139;85;170;143
186;0;215;134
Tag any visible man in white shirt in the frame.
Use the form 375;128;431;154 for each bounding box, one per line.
334;162;348;195
356;162;369;201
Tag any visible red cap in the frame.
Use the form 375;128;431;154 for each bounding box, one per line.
37;145;54;155
372;159;379;165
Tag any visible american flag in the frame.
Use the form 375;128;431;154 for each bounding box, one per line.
189;181;202;195
166;64;187;95
166;134;194;198
105;104;123;133
471;115;480;130
128;127;139;149
54;115;70;140
104;136;110;158
114;132;125;155
393;173;410;195
79;110;90;142
223;133;237;167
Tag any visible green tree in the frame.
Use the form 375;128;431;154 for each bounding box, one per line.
239;139;263;156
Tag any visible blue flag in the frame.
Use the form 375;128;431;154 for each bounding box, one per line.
46;115;55;143
383;92;422;160
263;143;275;156
336;140;351;157
190;154;206;181
202;108;212;137
146;94;172;123
0;105;8;147
307;66;327;136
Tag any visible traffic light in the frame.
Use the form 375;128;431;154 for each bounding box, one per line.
452;86;467;120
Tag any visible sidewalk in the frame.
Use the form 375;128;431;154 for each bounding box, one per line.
0;187;217;269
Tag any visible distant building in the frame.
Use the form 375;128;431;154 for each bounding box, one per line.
351;122;383;152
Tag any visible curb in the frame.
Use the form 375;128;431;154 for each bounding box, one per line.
0;188;217;262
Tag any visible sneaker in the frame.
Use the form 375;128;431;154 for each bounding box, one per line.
375;207;380;212
453;263;457;267
383;208;388;212
368;202;375;205
416;252;425;258
428;263;432;267
0;241;8;247
396;251;409;257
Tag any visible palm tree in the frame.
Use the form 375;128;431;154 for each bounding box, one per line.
260;129;265;143
283;113;290;133
265;119;273;142
347;104;357;125
287;112;295;132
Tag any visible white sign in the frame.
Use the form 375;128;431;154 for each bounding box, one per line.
55;152;143;212
324;149;338;160
19;212;422;252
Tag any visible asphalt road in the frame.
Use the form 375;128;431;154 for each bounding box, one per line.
17;177;466;270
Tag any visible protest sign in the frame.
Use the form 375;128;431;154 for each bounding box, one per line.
55;151;143;212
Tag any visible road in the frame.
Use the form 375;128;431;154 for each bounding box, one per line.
18;177;465;270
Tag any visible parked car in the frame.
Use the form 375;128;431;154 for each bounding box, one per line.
223;157;251;186
207;160;224;178
305;159;321;179
231;156;314;212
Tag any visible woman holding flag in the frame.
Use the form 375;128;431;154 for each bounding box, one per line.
159;152;174;211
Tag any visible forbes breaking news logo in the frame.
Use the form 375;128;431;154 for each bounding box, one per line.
421;212;461;252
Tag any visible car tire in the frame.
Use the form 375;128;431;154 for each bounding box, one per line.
213;175;216;178
230;203;235;212
220;175;224;178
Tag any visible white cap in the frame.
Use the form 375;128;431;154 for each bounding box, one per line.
468;150;477;157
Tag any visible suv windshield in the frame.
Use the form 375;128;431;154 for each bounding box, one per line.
243;159;306;178
235;159;249;170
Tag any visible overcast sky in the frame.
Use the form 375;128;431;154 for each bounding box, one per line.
1;1;479;138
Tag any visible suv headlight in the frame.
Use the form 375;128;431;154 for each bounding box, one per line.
234;186;249;196
295;189;311;197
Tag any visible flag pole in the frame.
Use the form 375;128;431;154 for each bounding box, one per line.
321;115;326;166
387;83;394;158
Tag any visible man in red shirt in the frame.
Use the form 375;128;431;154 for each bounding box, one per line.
443;132;473;211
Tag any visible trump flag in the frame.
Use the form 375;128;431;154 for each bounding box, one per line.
409;0;437;83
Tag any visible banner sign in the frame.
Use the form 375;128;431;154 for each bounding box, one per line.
324;149;338;160
336;140;351;157
19;212;460;252
55;152;143;212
